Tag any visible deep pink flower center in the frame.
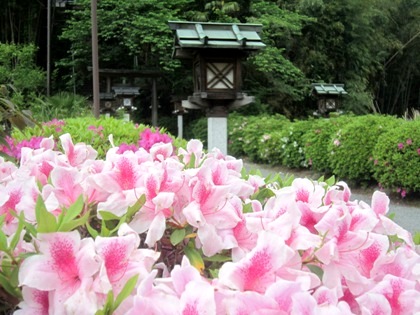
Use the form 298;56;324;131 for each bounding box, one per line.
116;157;136;190
241;249;272;291
103;241;128;282
50;238;79;283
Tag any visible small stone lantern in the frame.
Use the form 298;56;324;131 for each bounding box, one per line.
311;83;348;116
169;21;265;154
112;86;140;121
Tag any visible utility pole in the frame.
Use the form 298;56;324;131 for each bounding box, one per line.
91;0;100;118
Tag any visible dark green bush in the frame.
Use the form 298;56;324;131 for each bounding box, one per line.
302;115;354;172
187;116;208;148
373;120;420;194
30;92;92;122
327;115;400;182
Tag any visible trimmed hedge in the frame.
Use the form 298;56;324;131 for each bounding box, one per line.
327;115;400;182
373;120;420;194
227;113;420;194
277;120;315;169
302;115;354;173
229;114;288;161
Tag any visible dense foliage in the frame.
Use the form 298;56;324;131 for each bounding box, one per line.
228;113;420;195
1;0;419;119
373;120;420;194
327;115;401;182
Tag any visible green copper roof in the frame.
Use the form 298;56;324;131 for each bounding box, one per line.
311;83;348;95
168;21;266;51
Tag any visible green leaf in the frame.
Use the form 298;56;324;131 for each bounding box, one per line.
99;211;122;221
203;254;231;263
59;211;90;232
9;212;25;250
126;195;146;222
208;268;219;279
62;195;85;224
413;232;420;245
242;203;253;213
86;221;99;238
95;290;114;315
325;175;336;187
0;230;8;252
306;264;324;280
170;228;186;246
188;152;196;169
100;219;111;237
253;187;275;204
0;273;20;298
35;196;58;233
184;243;204;273
113;274;139;312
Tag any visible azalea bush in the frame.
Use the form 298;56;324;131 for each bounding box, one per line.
3;116;184;161
277;119;315;169
238;114;289;162
1;133;419;314
327;115;401;183
302;115;354;173
373;120;420;195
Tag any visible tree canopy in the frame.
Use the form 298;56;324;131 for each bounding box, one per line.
0;0;419;118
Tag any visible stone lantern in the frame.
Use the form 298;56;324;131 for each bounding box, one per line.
311;83;348;116
169;21;265;154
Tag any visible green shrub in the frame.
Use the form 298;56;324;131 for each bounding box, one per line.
256;129;290;165
302;115;354;173
12;116;185;158
238;114;289;162
187;117;208;147
328;115;400;182
228;113;251;157
30;92;91;122
277;119;316;169
373;120;420;194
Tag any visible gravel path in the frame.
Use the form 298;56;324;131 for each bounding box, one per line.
242;160;420;235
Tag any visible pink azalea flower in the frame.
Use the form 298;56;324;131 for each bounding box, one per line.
314;207;373;295
356;275;420;314
47;165;84;208
14;287;50;315
0;179;39;235
94;224;160;296
126;271;179;315
18;231;101;312
180;281;216;315
117;143;138;154
178;139;205;167
138;128;172;152
0;156;17;183
219;290;278;314
397;142;404;150
264;279;309;313
59;133;98;167
218;231;295;293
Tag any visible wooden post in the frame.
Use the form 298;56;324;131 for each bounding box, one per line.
152;78;158;126
91;0;100;118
